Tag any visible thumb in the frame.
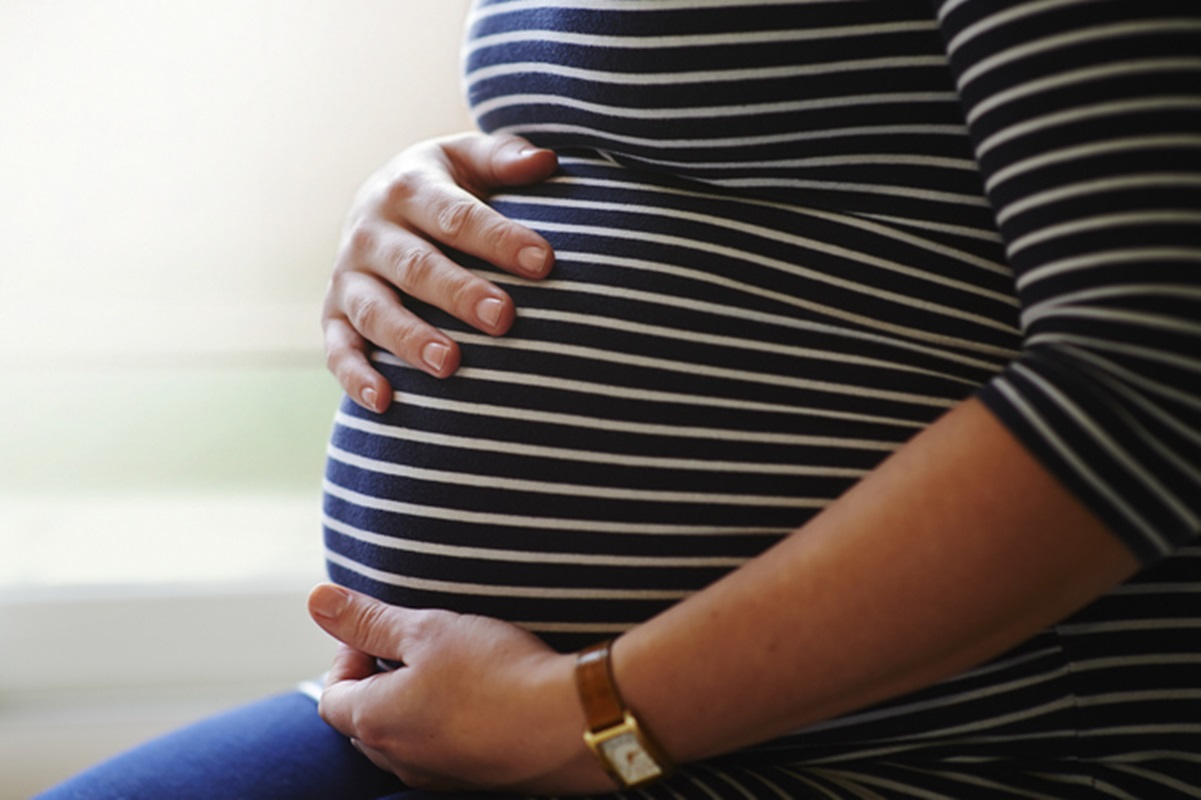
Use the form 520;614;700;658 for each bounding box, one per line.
448;133;558;189
492;138;559;185
308;584;406;662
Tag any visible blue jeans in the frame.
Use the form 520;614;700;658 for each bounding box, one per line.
33;692;501;800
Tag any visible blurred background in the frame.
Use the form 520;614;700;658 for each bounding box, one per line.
0;1;472;795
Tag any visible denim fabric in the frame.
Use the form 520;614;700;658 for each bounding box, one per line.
31;692;475;800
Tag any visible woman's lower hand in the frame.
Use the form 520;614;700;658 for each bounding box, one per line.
323;133;558;413
307;584;616;795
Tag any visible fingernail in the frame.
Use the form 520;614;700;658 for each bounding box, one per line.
517;246;550;277
475;296;503;328
421;341;449;372
361;386;379;412
310;585;350;619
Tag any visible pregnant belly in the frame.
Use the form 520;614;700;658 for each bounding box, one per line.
322;153;1019;652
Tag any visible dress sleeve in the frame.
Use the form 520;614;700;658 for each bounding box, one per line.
930;0;1201;563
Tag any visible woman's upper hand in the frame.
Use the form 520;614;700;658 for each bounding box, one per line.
323;133;558;413
307;584;617;795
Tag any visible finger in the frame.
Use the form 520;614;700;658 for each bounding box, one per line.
327;642;380;686
404;176;554;281
349;739;393;774
308;583;418;663
444;132;559;191
349;223;517;336
386;138;556;281
353;741;449;793
329;270;463;379
322;317;393;412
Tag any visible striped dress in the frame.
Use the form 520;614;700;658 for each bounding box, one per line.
322;0;1201;795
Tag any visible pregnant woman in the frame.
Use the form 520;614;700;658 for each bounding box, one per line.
39;1;1200;798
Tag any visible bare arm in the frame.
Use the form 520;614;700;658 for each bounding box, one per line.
309;394;1137;793
614;395;1137;764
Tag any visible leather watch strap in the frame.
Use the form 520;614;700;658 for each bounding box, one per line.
575;640;625;731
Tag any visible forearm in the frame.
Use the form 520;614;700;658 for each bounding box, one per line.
613;396;1139;764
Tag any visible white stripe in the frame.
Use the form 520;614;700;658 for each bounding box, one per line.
1007;211;1201;258
1105;749;1201;764
469;0;837;19
1031;335;1201;412
618;152;979;174
403;360;935;427
327;443;833;507
894;764;1060;800
992;372;1170;554
1013;361;1197;533
1039;361;1201;490
466;56;949;89
858;211;1004;244
1015;247;1201;291
1081;723;1201;737
466;22;940;56
389;389;902;451
955;20;1201;90
1024;305;1201;338
1058;619;1201;635
335;409;861;478
515;307;983;389
945;0;1098;55
702;174;991;207
450;328;959;409
1025;284;1201;316
1107;764;1201;799
493;122;970;154
323;513;748;568
510;218;1015;337
503;192;1013;303
324;549;691;600
797;662;1070;736
966;58;1201;125
546;166;1007;274
977;97;1201;159
474;90;959;122
491;265;1014;367
1110;583;1201;596
986;135;1201;193
1076;689;1201;707
997;174;1201;226
324;478;784;537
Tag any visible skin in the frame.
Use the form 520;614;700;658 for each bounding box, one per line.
322;133;558;412
310;132;1140;794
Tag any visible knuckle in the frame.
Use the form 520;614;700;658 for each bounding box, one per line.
323;338;360;385
321;345;341;377
390;243;438;288
436;198;477;239
346;292;386;334
383;167;424;209
352;712;387;750
344;222;378;262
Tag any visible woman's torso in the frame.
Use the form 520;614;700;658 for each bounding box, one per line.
322;1;1199;791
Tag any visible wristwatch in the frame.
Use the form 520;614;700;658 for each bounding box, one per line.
574;640;673;788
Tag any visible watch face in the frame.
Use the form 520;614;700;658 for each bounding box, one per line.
599;731;664;785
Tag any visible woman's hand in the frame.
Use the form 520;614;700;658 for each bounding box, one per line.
323;133;559;413
307;584;616;795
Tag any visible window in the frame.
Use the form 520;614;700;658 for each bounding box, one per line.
0;3;472;795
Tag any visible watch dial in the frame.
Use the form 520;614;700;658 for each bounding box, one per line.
601;731;662;784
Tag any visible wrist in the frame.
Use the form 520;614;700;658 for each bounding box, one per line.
517;650;618;794
574;639;674;789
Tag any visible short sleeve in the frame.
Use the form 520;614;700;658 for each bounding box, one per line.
931;0;1201;563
